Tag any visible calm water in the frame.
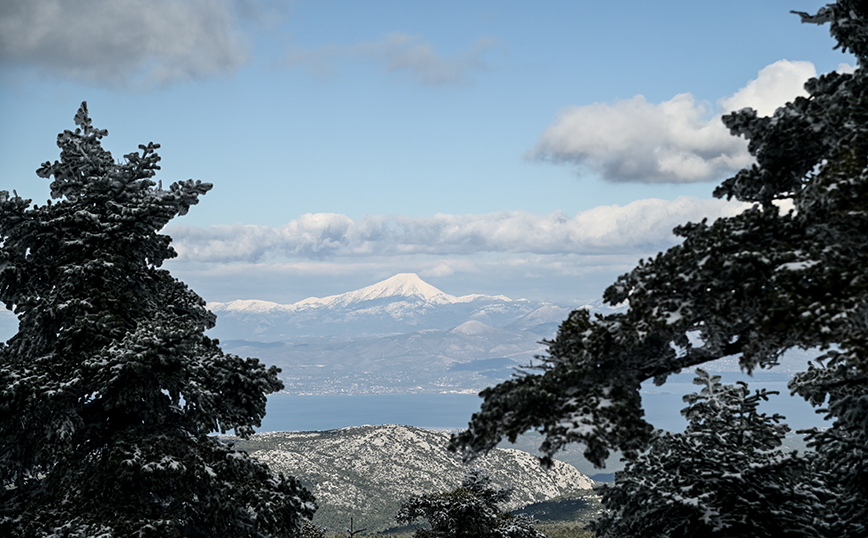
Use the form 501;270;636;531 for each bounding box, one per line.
260;372;827;433
260;393;482;432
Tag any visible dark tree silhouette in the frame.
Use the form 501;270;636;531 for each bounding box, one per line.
452;3;868;536
396;468;545;538
0;103;315;537
592;370;828;537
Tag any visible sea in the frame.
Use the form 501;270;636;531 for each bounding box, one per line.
260;371;828;434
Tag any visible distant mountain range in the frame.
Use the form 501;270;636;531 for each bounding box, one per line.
207;273;604;394
0;274;596;395
207;273;582;340
0;273;816;395
205;273;819;394
229;424;597;533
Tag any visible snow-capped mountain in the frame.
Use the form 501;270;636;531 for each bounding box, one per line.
208;273;513;316
293;272;509;308
207;273;574;340
206;274;607;394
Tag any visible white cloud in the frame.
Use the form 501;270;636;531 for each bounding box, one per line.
165;199;759;303
420;260;479;278
166;249;650;304
836;62;857;75
0;0;249;87
164;197;752;304
167;197;748;263
529;59;817;183
285;33;503;85
718;60;815;117
354;33;502;85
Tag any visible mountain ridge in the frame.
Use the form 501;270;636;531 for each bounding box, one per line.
229;424;597;533
206;273;592;341
202;273;622;394
208;273;516;314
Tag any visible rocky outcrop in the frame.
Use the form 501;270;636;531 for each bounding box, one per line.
230;424;595;532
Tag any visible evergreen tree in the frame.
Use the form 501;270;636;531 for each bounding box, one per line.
791;359;868;537
0;103;315;537
396;468;545;538
591;370;828;537
451;2;867;535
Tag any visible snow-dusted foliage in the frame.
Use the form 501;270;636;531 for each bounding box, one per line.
791;356;868;537
591;370;828;537
0;103;315;537
451;3;868;535
396;467;545;538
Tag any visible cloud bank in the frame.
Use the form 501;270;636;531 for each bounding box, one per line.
286;33;503;86
165;197;750;303
529;60;818;183
168;196;748;263
0;0;249;87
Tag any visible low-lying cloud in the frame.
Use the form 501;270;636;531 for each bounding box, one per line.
0;0;249;87
168;196;748;263
164;198;754;303
529;60;818;183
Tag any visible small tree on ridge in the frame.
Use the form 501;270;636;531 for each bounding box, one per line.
396;467;545;538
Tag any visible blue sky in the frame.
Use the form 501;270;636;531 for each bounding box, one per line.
0;0;857;305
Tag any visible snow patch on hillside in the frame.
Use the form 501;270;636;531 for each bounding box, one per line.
450;320;499;336
231;424;596;532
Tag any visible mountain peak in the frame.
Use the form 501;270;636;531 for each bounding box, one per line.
208;273;516;317
231;425;596;533
358;273;453;302
295;273;457;308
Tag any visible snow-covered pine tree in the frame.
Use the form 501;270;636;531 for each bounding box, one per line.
791;357;868;536
396;467;545;538
591;370;828;538
0;103;315;537
452;2;867;535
